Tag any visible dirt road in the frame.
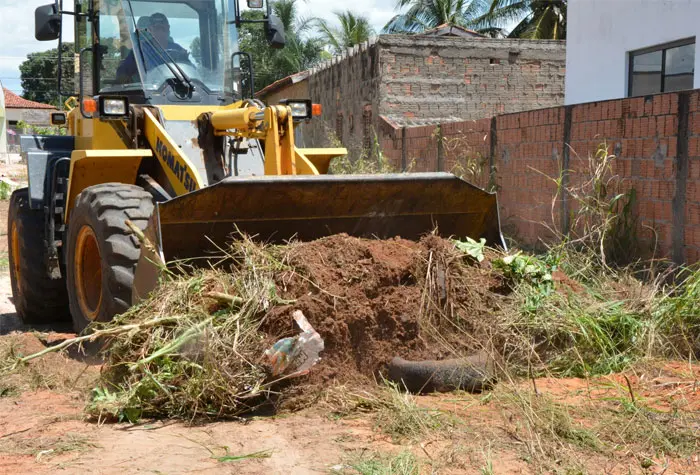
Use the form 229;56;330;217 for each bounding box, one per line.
0;386;385;474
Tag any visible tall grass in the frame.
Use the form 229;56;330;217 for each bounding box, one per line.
87;236;291;422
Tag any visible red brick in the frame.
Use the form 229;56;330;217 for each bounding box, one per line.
644;98;654;116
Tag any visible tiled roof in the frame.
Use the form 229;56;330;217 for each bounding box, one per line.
419;23;486;38
2;88;56;109
255;71;310;99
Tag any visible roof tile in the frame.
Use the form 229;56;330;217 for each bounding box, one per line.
2;88;56;109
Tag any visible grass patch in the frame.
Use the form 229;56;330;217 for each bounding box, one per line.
214;449;272;463
370;380;450;441
0;252;8;270
338;450;420;475
0;433;98;460
595;391;699;458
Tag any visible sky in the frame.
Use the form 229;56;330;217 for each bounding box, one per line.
0;0;397;95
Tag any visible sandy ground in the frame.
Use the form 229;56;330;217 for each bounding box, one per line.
0;388;389;475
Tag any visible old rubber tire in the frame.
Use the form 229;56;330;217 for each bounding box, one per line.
65;184;154;333
7;188;70;324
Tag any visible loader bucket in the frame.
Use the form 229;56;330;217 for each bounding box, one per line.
132;173;505;303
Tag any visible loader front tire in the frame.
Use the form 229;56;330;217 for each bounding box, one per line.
66;184;154;333
7;188;70;324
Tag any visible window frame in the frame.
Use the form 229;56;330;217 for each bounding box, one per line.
627;37;696;97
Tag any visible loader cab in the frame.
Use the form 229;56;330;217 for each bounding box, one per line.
95;0;239;105
36;0;283;107
86;0;239;106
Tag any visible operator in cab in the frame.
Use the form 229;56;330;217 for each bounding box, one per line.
116;13;192;83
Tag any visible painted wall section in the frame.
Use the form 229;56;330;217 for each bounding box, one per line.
566;0;700;105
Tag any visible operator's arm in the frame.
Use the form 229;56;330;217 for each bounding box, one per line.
116;50;138;82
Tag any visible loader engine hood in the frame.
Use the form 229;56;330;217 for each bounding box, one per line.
155;106;264;187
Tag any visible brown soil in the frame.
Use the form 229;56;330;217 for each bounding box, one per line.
264;234;505;386
1;332;697;474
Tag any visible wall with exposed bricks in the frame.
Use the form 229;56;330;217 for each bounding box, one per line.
277;35;565;155
378;36;566;126
379;89;700;265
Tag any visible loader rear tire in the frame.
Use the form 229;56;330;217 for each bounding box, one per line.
7;188;70;324
65;184;154;333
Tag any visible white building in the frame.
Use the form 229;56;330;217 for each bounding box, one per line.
565;0;699;105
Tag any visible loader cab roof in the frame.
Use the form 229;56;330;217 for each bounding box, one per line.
91;0;240;106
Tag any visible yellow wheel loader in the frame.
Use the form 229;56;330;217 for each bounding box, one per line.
7;0;504;333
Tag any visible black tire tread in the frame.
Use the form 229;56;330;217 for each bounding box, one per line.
7;188;70;323
66;183;154;333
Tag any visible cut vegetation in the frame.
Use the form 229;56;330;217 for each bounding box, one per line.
0;144;698;473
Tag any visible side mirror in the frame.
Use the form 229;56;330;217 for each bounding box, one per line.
265;15;286;49
35;3;61;41
50;112;67;126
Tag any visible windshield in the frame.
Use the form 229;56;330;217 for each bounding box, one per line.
98;0;238;98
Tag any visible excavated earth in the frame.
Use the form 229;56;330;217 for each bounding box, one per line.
263;233;507;386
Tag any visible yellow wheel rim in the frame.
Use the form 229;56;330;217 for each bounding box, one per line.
75;225;102;321
10;222;21;297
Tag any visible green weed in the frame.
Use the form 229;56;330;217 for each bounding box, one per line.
371;380;448;441
0;182;10;200
341;450;420;475
215;449;272;463
454;237;486;263
327;127;398;175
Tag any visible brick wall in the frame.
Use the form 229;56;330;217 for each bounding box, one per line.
379;89;700;265
306;41;381;153
687;93;700;264
269;35;565;158
379;36;566;125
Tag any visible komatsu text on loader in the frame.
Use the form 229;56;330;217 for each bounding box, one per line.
7;0;504;333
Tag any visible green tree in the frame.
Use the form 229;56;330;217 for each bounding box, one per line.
239;0;325;93
383;0;486;34
317;11;374;55
473;0;567;39
19;43;75;107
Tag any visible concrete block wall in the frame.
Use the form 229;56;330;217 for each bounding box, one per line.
298;35;565;155
306;40;381;151
379;89;700;265
379;36;566;125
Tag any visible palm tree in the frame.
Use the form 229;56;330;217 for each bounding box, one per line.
473;0;567;39
239;0;326;91
317;11;375;55
272;0;325;72
383;0;487;34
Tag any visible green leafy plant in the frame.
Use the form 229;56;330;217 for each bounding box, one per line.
0;182;10;201
454;237;486;262
494;252;554;292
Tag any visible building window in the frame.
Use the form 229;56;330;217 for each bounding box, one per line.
629;39;695;97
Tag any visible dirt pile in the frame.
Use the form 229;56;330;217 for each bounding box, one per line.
73;233;509;420
264;234;506;384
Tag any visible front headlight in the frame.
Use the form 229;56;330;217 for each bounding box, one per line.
289;102;309;119
280;99;312;121
98;96;129;118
